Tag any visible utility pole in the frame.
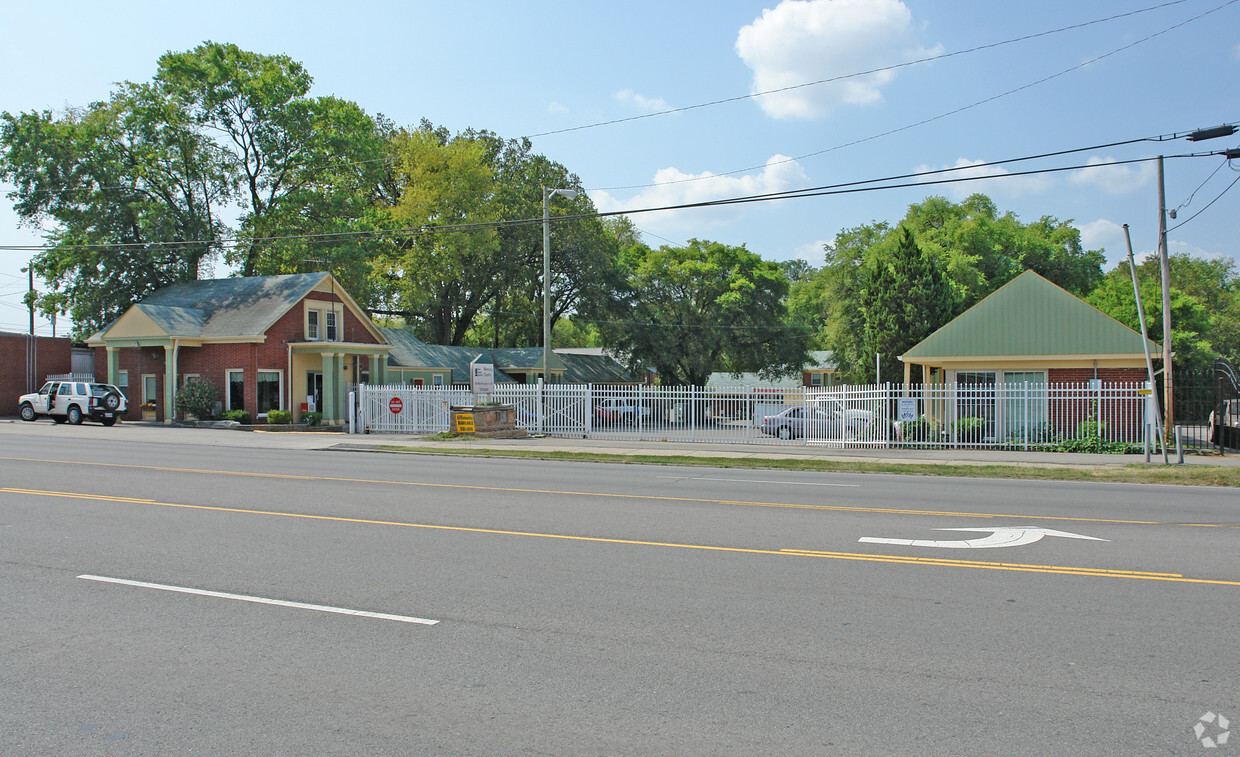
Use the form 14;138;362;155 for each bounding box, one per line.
1157;156;1173;443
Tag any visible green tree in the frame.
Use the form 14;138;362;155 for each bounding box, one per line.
377;126;504;345
594;239;809;386
155;42;388;282
1;83;229;336
1087;254;1227;372
853;227;956;383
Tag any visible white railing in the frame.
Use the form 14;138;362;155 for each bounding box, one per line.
356;380;1151;450
46;373;96;383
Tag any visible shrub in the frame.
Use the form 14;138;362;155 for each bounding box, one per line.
897;417;939;443
175;379;218;420
302;411;323;426
953;416;985;440
220;409;250;424
266;409;292;424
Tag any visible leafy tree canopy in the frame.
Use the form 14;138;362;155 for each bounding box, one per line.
593;239;809;386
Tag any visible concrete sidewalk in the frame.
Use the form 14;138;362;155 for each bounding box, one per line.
7;417;1232;470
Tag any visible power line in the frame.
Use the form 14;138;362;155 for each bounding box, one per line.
524;0;1202;140
0;147;1227;254
1167;163;1240;232
589;0;1240;192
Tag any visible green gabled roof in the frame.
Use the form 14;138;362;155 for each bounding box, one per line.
558;352;641;384
382;328;516;384
902;270;1158;360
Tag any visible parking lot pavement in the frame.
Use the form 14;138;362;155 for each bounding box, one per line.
7;416;1235;470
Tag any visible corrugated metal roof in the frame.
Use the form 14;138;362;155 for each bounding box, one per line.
902;270;1157;359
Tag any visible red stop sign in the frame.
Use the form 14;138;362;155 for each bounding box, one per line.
389;397;403;414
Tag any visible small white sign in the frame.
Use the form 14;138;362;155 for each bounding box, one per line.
470;357;495;396
897;398;917;423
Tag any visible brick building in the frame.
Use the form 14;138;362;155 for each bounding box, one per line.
1;331;73;417
898;270;1158;441
87;273;391;424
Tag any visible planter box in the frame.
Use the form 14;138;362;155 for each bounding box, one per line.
449;404;527;438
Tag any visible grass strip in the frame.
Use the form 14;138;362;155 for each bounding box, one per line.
374;444;1240;487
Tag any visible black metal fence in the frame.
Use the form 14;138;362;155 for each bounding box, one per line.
1168;357;1239;453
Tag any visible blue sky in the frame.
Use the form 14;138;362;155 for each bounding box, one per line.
2;0;1238;335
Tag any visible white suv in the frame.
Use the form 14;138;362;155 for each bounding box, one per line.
18;381;128;426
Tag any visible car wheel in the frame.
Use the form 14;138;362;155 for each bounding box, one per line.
20;403;37;422
100;417;117;427
777;425;792;440
67;405;83;425
103;392;122;411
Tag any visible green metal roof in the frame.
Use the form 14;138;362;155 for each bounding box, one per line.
382;328;638;384
902;270;1158;360
559;352;641;384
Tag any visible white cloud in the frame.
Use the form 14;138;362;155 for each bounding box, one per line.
914;158;1053;199
735;0;941;120
1069;156;1155;195
591;155;810;237
794;239;831;264
615;89;668;113
1074;218;1128;262
547;101;569;114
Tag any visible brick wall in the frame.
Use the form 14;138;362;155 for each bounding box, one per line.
97;291;383;421
1048;367;1148;384
1046;368;1149;441
2;333;73;416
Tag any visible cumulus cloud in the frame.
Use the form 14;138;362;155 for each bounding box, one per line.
1074;218;1128;261
615;89;668;112
914;158;1053;199
794;239;831;264
1069;157;1155;195
591;155;810;236
735;0;941;120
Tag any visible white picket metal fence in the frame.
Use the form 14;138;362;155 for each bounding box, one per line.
355;380;1153;451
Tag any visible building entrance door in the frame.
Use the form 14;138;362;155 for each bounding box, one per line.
307;371;323;413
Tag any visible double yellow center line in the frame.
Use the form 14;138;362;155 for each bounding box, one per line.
4;486;1238;587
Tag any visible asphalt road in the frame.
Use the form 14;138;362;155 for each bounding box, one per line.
1;428;1237;755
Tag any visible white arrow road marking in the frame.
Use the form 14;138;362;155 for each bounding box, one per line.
858;526;1108;549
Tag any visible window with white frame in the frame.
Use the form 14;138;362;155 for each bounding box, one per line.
142;374;158;405
256;370;282;415
117;370;128;388
307;310;320;341
325;311;338;341
226;370;245;411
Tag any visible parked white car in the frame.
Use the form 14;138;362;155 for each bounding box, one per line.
18;380;128;426
593;397;652;425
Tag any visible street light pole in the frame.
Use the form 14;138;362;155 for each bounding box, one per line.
542;187;577;385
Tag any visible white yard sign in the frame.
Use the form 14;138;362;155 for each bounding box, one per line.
470;357;495;396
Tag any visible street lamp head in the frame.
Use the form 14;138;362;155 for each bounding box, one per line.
547;188;577;201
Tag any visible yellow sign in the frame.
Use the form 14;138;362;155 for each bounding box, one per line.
1138;388;1152;396
454;414;476;433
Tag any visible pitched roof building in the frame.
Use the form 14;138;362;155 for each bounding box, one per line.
88;273;391;424
899;270;1158;386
